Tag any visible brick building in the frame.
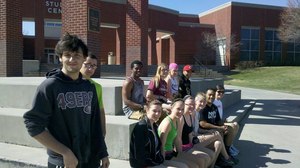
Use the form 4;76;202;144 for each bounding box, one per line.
0;0;298;76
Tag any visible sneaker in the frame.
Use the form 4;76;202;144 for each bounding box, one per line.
216;156;235;167
230;155;239;165
231;145;240;154
214;165;223;168
229;146;239;157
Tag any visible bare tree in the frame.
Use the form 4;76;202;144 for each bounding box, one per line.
278;0;300;42
195;32;240;66
194;32;217;66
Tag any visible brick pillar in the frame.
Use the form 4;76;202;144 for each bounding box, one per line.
125;0;148;76
148;28;157;65
35;0;45;62
116;27;126;65
156;38;162;64
0;0;23;76
169;35;175;63
61;0;101;77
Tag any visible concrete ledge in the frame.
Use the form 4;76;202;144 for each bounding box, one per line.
191;78;224;94
225;100;256;123
0;142;47;168
0;108;43;148
0;78;124;115
105;116;137;159
222;89;241;109
0;108;137;159
0;142;131;168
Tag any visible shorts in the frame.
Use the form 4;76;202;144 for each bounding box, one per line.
123;106;145;120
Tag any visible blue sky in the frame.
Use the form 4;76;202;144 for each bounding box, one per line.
149;0;288;14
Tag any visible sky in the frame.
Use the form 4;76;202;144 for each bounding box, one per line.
149;0;288;14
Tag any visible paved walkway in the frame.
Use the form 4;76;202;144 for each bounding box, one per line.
225;85;300;168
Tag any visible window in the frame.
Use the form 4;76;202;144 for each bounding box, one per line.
287;40;300;65
22;20;35;36
44;20;62;38
45;21;62;28
264;29;282;64
240;27;260;61
44;48;60;64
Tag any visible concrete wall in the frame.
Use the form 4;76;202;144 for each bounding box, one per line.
23;60;40;74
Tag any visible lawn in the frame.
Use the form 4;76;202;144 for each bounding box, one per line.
224;66;300;95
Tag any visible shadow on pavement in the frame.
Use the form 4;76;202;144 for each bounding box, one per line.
235;140;291;168
243;100;300;126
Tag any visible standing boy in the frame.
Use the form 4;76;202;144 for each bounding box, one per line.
23;33;109;168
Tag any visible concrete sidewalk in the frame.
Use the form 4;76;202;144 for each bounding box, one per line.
226;85;300;168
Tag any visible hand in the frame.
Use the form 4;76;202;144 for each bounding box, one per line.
100;157;110;168
158;95;167;103
62;149;78;168
223;125;229;134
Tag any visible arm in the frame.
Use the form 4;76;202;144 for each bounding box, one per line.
200;120;226;133
100;107;106;137
34;131;78;168
96;83;106;137
131;123;150;167
122;79;143;110
175;118;183;152
165;77;173;101
158;119;171;159
200;120;222;129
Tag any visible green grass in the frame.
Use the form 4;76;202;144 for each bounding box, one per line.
224;66;300;95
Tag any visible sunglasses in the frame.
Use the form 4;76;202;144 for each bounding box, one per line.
217;90;224;94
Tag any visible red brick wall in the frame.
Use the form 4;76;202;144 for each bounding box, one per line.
176;26;216;65
199;4;284;68
149;9;178;32
61;0;101;76
231;5;283;65
0;0;23;76
199;6;232;67
100;2;126;65
125;0;149;76
178;15;200;23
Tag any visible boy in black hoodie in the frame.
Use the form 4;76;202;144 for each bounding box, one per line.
23;33;109;168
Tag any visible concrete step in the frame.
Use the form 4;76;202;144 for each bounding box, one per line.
0;142;131;168
224;99;256;123
0;108;137;160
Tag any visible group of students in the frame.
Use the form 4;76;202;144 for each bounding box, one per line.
22;32;240;168
124;61;240;168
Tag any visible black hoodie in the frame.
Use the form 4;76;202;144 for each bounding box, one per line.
23;69;108;166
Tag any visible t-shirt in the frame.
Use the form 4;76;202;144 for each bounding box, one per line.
170;76;179;95
200;104;221;126
158;116;177;152
90;79;104;109
213;99;223;120
148;78;168;102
